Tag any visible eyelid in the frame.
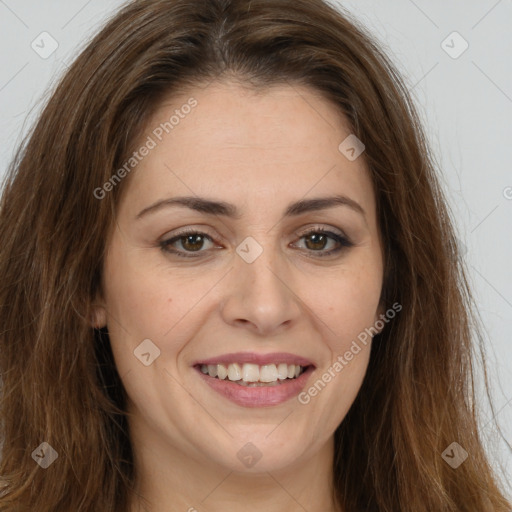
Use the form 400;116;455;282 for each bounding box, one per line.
159;223;354;259
294;223;347;238
159;223;349;244
159;226;218;242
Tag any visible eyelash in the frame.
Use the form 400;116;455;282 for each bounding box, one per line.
159;227;354;259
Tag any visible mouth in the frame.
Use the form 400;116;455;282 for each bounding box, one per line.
195;362;309;386
192;353;315;407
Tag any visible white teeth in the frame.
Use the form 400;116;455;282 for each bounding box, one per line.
200;362;305;383
242;363;260;382
227;363;242;381
259;364;278;382
216;364;228;380
277;363;288;380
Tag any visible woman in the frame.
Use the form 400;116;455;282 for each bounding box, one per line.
0;0;510;510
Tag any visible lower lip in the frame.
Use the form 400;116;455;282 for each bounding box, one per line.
194;366;315;408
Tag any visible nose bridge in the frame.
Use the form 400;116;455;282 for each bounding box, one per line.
221;234;301;334
237;234;284;294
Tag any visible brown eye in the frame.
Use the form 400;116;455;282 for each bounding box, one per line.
179;234;207;252
304;232;330;251
159;227;353;259
160;230;216;257
293;228;354;257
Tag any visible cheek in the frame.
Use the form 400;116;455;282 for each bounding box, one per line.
100;243;170;364
101;245;216;363
297;266;379;431
309;257;383;343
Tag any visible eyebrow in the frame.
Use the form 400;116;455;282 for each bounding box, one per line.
135;194;366;220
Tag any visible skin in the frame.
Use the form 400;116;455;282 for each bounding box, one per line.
94;79;384;512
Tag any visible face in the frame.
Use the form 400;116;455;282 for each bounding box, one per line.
95;80;384;474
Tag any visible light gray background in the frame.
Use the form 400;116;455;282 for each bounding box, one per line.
0;0;510;498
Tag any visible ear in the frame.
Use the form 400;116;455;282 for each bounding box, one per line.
90;292;107;329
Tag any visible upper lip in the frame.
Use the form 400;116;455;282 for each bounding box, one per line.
193;352;314;367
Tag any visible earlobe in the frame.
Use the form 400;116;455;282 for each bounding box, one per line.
90;304;107;329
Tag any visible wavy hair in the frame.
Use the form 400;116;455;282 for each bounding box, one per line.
0;0;510;510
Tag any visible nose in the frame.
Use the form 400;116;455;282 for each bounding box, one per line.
220;238;303;336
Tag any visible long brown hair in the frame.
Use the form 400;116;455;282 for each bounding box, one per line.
0;0;510;510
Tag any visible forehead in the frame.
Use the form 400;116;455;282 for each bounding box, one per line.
119;80;375;219
151;80;349;161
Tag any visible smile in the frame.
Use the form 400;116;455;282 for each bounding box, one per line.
192;352;315;407
199;362;306;384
